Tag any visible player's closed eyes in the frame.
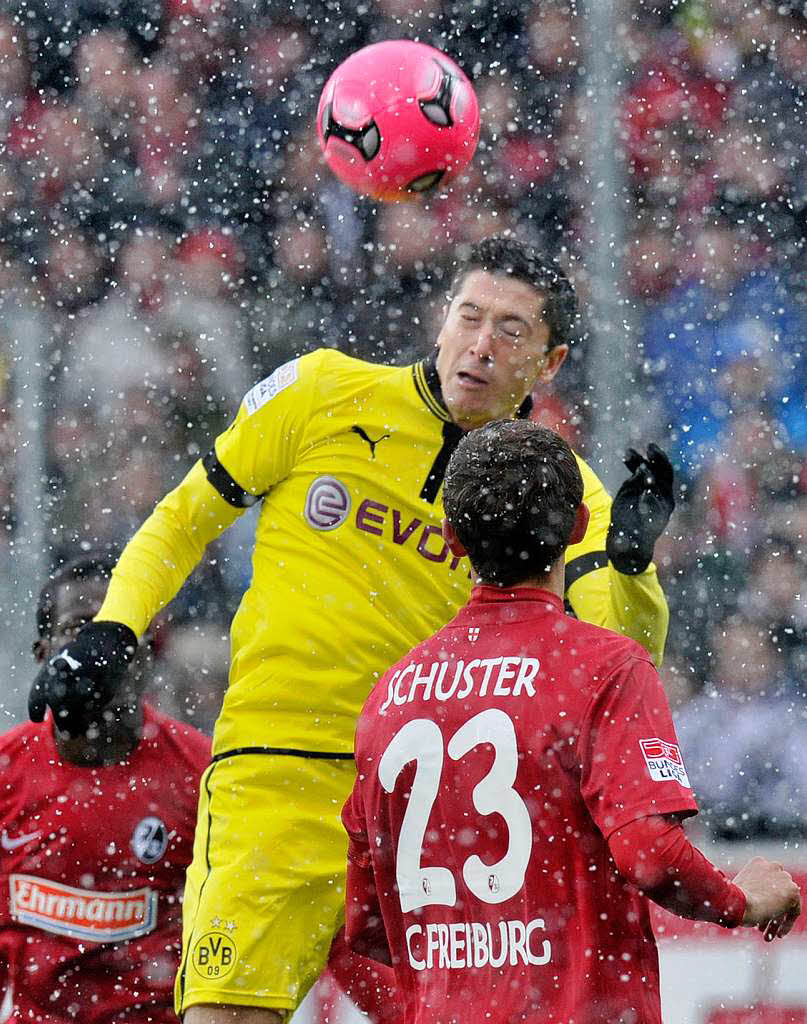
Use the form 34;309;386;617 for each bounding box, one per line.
460;316;521;340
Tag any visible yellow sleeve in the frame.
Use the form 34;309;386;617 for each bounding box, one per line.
95;460;243;636
564;454;669;667
96;351;325;636
212;350;322;494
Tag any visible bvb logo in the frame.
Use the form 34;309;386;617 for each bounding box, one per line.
192;931;238;979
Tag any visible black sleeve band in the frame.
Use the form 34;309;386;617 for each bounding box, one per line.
203;449;261;508
564;550;608;592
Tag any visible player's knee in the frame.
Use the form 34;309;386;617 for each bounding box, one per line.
183;1005;287;1023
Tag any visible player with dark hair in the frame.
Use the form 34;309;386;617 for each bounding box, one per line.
449;235;579;358
28;236;674;1023
1;553;209;1022
443;419;584;586
342;420;801;1024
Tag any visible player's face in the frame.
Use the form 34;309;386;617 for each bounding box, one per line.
435;270;568;430
35;578;148;711
37;579;108;662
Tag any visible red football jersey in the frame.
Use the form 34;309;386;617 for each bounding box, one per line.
343;586;698;1024
0;704;210;1023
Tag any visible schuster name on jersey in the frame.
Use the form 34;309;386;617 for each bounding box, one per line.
380;656;541;713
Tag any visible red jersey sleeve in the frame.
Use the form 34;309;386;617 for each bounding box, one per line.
578;653;699;838
609;816;746;927
341;778;391;966
341;775;366;850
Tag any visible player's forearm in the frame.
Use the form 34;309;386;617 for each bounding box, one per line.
566;562;668;667
345;909;392;966
345;845;392;966
569;449;672;665
95;460;243;636
607;562;669;667
609;816;745;927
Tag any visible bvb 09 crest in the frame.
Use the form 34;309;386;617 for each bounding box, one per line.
192;930;238;979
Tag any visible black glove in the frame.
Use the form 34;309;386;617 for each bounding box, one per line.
606;443;675;575
29;621;138;735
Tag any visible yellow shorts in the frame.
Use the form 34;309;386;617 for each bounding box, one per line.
174;750;357;1016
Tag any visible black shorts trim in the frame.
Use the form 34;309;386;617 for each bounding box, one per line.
203;449;261;508
565;550;609;591
211;746;355;763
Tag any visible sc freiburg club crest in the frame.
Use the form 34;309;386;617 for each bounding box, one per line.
131;817;170;864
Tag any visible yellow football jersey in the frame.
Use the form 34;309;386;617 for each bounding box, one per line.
97;349;668;756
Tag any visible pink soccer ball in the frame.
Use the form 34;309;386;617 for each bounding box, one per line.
317;40;480;202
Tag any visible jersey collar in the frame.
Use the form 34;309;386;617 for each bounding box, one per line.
412;351;534;424
412;351;452;423
469;584;564;614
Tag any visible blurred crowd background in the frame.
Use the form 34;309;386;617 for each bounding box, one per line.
1;0;806;839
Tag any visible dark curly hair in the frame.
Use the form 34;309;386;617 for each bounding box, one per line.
449;236;580;351
444;420;584;587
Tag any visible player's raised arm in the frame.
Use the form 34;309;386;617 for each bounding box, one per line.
565;445;673;666
28;352;323;736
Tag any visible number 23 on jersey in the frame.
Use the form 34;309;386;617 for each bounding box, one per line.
379;708;533;913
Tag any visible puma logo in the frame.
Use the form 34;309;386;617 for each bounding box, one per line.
351;425;391;459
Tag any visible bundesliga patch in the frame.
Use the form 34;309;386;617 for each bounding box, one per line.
243;358;299;416
640;737;691;788
9;874;158;942
304;475;351;530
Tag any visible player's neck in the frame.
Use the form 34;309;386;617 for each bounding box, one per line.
53;703;145;767
476;558;565;600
